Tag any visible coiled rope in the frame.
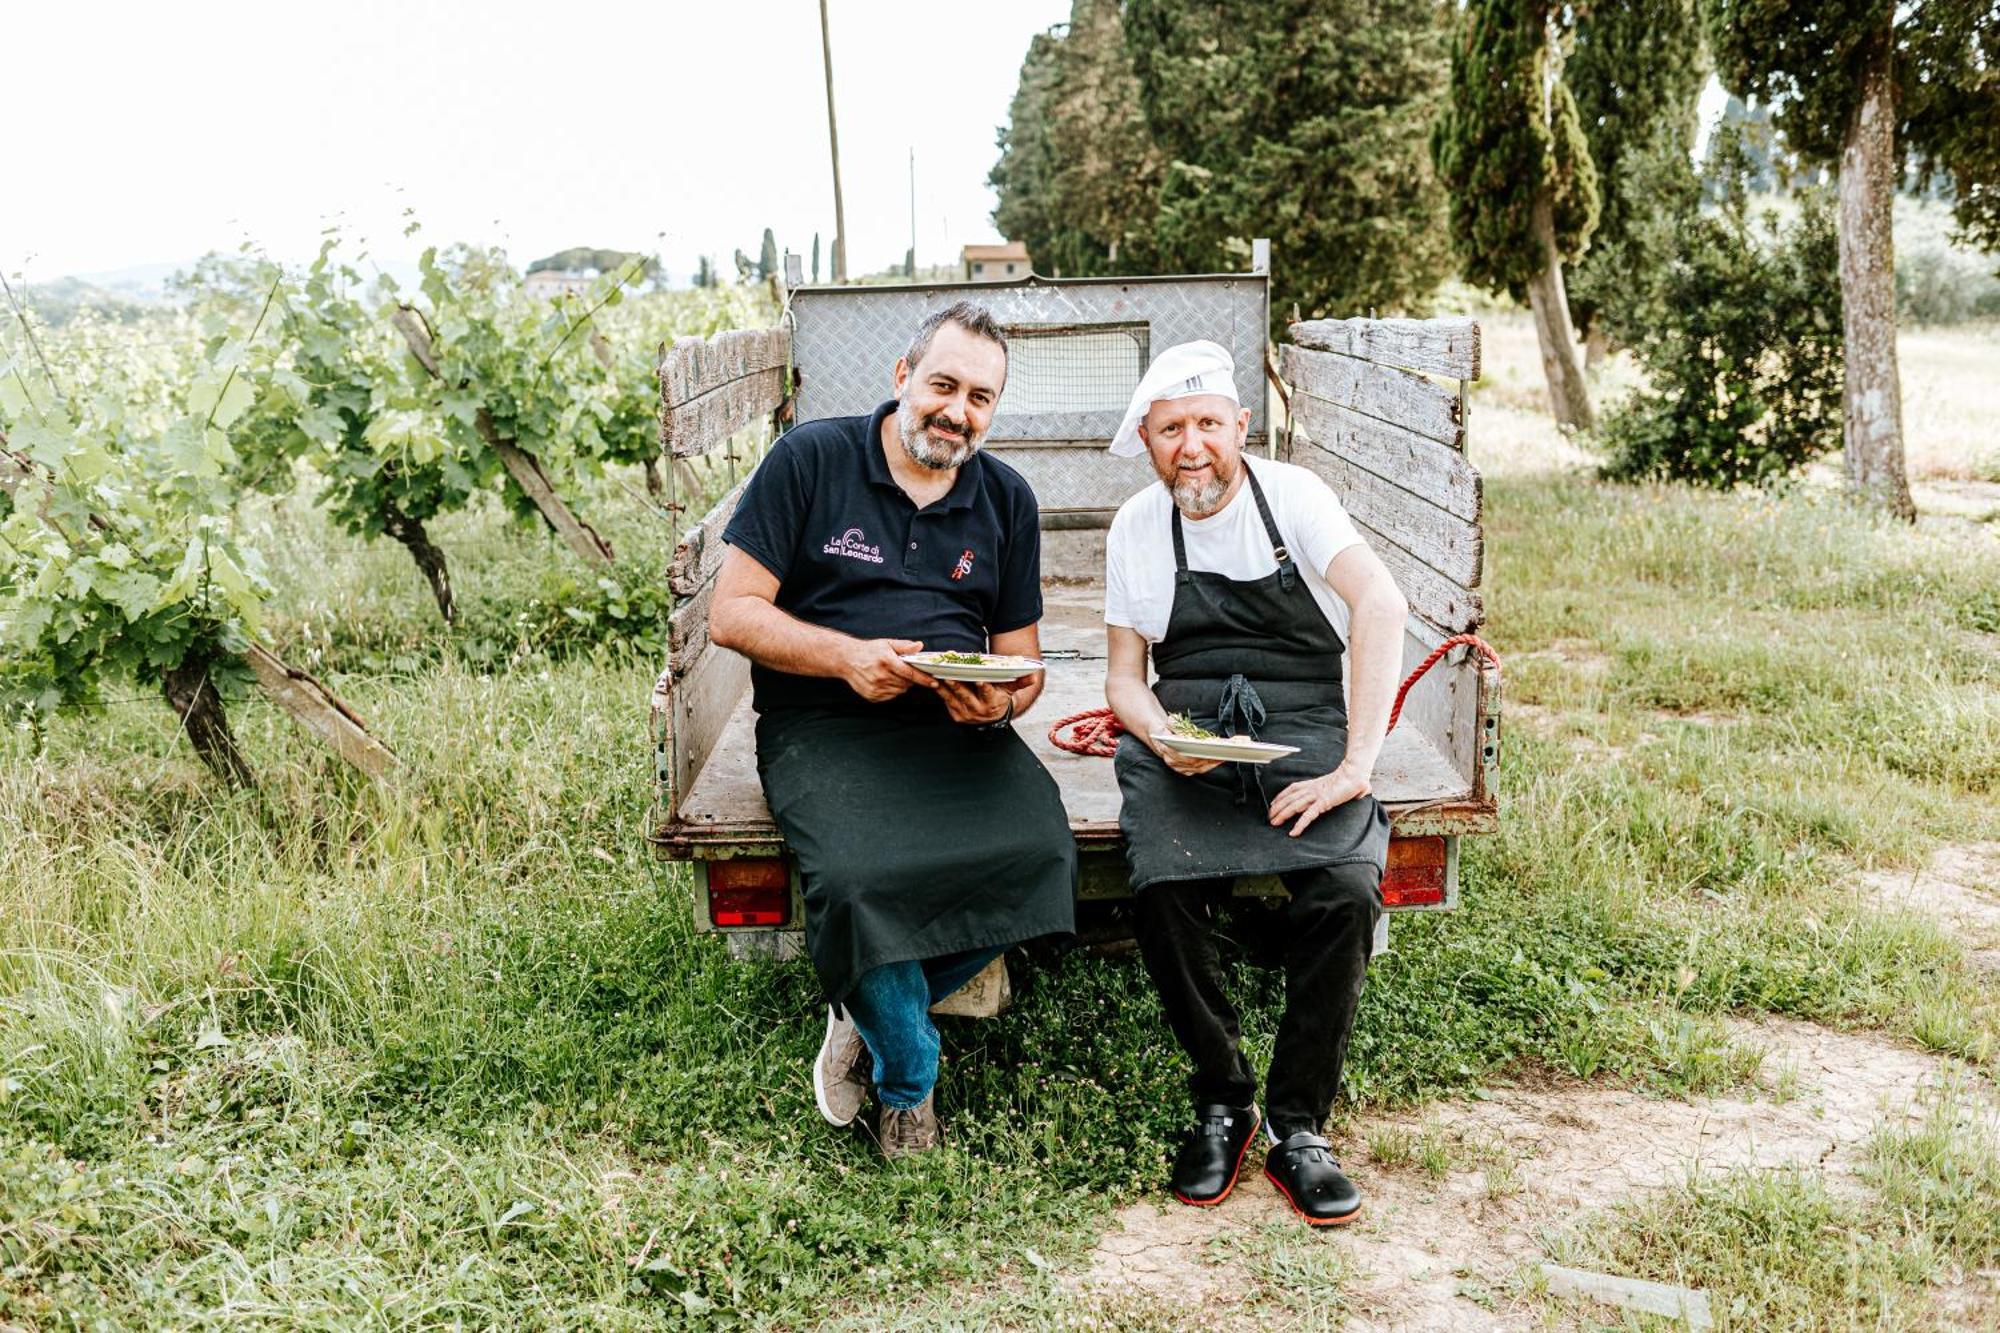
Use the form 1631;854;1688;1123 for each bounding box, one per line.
1047;633;1502;757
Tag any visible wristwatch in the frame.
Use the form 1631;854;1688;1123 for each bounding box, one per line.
975;696;1017;731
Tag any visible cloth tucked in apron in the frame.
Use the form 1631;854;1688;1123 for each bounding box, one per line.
1116;465;1390;892
756;703;1077;1004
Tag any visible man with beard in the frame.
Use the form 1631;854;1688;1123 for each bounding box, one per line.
1100;340;1406;1225
710;302;1076;1159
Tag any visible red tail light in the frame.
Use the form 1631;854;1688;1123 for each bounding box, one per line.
707;858;792;927
1381;836;1447;907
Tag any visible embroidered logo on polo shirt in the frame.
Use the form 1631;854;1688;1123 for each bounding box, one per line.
822;527;884;564
951;548;976;580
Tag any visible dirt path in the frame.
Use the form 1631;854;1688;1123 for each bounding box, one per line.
1076;1018;1993;1330
1854;842;2000;973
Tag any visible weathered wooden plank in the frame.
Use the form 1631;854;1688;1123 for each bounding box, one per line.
1280;344;1462;447
1289;317;1481;380
669;577;716;673
489;435;617;566
663;366;787;458
1301;446;1482;588
245;645;398;778
670;641;751;807
660;328;790;406
669;476;749;598
1355;516;1483;635
1290;392;1481;520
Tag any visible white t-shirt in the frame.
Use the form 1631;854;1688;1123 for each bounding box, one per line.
1104;455;1366;645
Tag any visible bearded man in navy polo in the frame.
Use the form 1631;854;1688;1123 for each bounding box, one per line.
709;302;1076;1159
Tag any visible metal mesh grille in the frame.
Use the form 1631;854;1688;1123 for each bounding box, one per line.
997;323;1150;415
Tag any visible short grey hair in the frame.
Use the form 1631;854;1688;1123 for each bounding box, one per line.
902;301;1008;376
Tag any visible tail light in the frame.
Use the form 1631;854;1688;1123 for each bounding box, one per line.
706;857;792;927
1381;836;1447;907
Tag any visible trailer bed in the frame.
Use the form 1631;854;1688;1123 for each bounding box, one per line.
654;583;1484;856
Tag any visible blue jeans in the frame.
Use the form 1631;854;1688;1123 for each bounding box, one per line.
844;947;1004;1110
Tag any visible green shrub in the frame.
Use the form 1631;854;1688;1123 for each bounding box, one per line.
1601;134;1844;488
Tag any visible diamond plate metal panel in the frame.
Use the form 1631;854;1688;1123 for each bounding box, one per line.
984;444;1159;513
791;275;1269;444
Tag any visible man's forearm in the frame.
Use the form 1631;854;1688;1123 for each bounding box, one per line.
1339;588;1407;774
710;596;866;679
1106;671;1169;743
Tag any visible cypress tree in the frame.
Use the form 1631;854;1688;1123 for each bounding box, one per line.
1124;0;1453;331
1564;0;1710;358
811;233;821;284
758;228;779;282
991;1;1161;278
1704;0;2000;520
1433;0;1600;429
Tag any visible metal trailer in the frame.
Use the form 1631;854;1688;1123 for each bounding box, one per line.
649;253;1497;1011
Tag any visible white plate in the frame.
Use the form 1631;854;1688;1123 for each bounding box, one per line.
1150;732;1301;765
900;652;1046;683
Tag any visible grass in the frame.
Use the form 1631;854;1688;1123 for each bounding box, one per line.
1542;1086;2000;1330
3;322;1998;1325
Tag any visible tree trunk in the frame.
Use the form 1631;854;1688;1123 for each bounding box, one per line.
1837;29;1916;521
162;657;253;787
1525;194;1596;431
379;500;455;622
642;456;663;497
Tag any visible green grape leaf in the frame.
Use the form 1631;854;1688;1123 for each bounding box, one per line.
99;569;163;621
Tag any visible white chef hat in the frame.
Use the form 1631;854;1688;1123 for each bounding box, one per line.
1109;339;1240;457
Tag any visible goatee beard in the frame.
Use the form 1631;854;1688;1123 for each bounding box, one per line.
1170;466;1230;517
898;399;978;470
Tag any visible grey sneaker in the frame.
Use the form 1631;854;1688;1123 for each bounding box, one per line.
813;1004;871;1127
878;1094;942;1160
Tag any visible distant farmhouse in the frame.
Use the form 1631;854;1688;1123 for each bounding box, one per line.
962;242;1030;281
523;269;595;301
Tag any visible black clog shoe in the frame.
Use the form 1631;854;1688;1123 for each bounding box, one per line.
1264;1130;1361;1225
1170;1103;1261;1206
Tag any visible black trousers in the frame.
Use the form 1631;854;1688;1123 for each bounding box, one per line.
1133;862;1382;1138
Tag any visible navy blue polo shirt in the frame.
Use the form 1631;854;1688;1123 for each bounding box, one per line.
721;400;1044;714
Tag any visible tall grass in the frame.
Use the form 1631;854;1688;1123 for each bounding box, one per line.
3;430;1997;1323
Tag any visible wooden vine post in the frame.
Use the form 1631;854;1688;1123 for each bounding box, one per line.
389;305;617;567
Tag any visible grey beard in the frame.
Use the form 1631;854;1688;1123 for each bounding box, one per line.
898;400;977;470
1171;470;1229;516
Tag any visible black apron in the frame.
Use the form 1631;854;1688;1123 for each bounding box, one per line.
756;702;1077;1004
1115;465;1390;892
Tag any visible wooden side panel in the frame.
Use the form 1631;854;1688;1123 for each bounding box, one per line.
663;367;788;458
660;328;790;404
668;476;749;597
660;329;790;458
1290;393;1481;522
1392;618;1481;795
668;576;716;672
1356;515;1484;635
670;641;752;809
1289;317;1480;379
1280;344;1462;447
1300;446;1482;588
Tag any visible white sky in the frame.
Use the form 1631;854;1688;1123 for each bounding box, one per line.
4;0;1073;284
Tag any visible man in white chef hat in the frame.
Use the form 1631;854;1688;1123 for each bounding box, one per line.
1101;339;1408;1226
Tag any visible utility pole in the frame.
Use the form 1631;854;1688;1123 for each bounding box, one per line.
819;0;847;283
908;148;917;278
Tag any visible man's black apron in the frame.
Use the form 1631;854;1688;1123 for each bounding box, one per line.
757;701;1077;1004
1115;466;1390;891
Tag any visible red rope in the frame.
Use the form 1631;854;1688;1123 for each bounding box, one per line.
1046;634;1502;756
